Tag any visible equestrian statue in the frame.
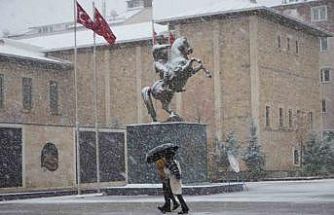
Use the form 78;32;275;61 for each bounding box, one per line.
142;36;212;122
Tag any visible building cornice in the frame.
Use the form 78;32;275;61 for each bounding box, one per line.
157;6;333;37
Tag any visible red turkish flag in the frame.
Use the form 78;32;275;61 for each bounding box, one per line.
94;7;116;45
76;2;95;30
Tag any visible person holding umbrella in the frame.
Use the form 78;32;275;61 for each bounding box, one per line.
155;158;180;213
146;143;188;214
164;152;189;214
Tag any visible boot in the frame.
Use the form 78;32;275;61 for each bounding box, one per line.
158;205;171;214
158;182;171;213
176;195;189;214
166;180;179;211
172;201;180;211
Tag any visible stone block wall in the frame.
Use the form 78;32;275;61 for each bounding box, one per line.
256;15;321;170
24;125;75;189
0;59;74;126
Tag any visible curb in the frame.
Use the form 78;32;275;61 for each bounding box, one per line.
0;183;244;202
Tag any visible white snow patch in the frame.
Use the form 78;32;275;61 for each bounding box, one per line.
18;22;168;52
0;38;68;63
154;0;318;22
3;179;334;205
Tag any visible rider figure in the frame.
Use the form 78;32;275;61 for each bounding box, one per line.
152;44;174;92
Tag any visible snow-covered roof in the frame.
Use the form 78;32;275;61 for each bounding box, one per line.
17;22;168;52
153;0;318;21
0;38;71;66
155;0;322;22
155;0;331;37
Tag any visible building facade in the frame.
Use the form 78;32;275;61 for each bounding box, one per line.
274;0;334;137
0;39;127;192
49;8;328;176
0;4;331;192
0;40;76;190
162;8;328;175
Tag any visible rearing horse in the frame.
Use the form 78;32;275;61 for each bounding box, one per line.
142;37;211;122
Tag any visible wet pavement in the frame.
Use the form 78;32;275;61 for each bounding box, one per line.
1;179;334;215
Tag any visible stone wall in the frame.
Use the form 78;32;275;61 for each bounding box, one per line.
172;14;322;172
24;125;75;189
50;42;156;128
0;59;74;126
48;12;322;174
256;15;321;170
274;0;334;134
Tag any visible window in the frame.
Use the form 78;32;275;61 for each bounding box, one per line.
287;37;290;51
308;112;313;129
49;81;58;114
293;149;300;166
320;37;328;51
297;109;301;117
265;106;271;127
283;0;299;3
127;0;143;9
322;99;327;113
279;107;284;128
22;77;33;110
288;109;293;128
0;74;4;109
295;40;299;54
311;6;327;22
320;68;331;82
277;35;281;49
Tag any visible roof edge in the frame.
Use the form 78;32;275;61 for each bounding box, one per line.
156;6;333;38
43;37;153;53
0;52;72;70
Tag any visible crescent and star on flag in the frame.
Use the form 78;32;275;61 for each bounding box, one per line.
76;1;116;45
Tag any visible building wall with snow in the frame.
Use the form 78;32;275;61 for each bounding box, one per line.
256;14;322;171
159;10;325;174
6;8;328;184
0;55;76;190
48;11;325;175
274;0;334;138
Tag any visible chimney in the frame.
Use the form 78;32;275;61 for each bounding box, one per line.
250;0;257;3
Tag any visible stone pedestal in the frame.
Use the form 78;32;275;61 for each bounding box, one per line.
126;122;207;184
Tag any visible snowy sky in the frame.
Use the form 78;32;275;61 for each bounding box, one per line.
0;0;127;35
0;0;283;36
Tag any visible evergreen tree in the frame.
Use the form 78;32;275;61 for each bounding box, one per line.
303;133;328;175
323;137;334;174
243;121;265;180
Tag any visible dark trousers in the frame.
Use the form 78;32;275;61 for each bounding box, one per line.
162;179;178;208
176;194;189;212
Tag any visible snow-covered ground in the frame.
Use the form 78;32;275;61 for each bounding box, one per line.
2;179;334;204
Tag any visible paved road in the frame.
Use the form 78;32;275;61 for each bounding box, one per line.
1;179;334;215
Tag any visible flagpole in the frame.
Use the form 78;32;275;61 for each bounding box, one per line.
151;0;155;45
73;0;81;195
92;1;101;193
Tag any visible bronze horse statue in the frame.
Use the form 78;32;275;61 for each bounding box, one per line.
142;37;211;122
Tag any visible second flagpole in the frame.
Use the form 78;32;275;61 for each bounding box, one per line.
73;0;81;196
92;1;101;193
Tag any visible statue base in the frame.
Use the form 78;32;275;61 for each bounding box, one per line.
126;122;208;184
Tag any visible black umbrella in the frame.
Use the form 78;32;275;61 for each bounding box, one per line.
146;143;179;163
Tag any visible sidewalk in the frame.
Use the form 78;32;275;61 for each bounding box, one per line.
0;182;244;202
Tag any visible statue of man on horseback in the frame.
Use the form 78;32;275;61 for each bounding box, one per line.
142;36;211;122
